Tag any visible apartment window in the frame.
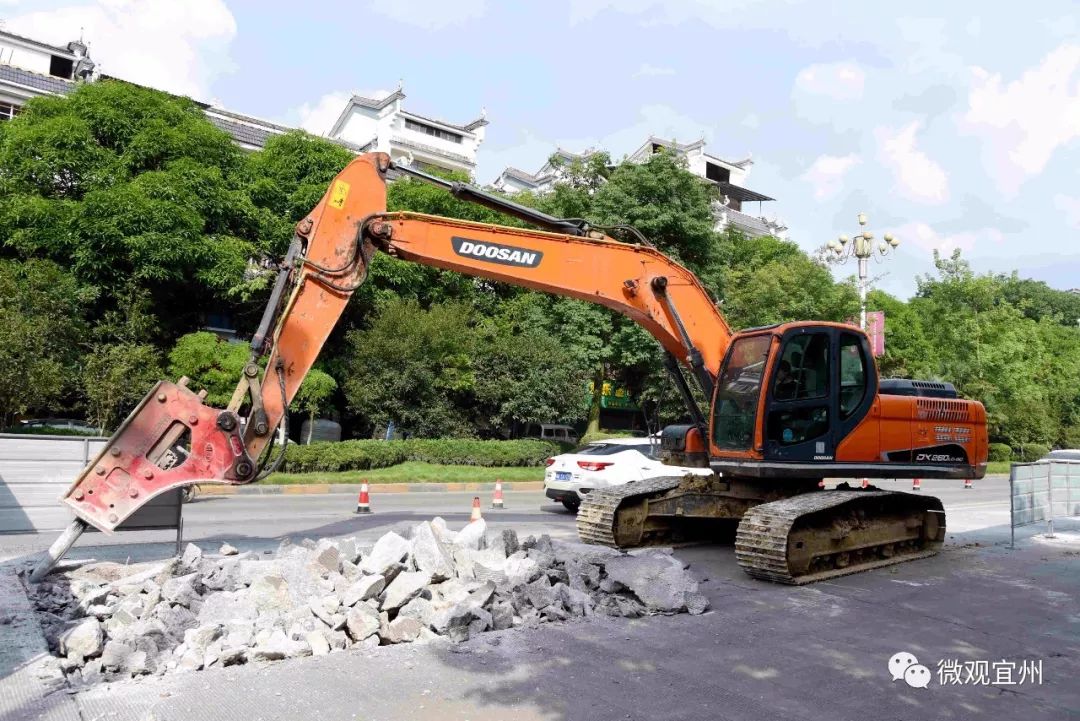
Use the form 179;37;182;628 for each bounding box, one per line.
49;55;74;79
705;162;730;183
404;119;463;144
0;103;21;122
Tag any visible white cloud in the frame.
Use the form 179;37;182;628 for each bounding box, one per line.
1054;193;1080;229
634;63;674;77
291;88;392;136
793;61;865;100
960;44;1080;196
801;153;860;201
874;121;949;205
369;0;486;29
6;0;236;99
887;222;1003;255
295;91;352;136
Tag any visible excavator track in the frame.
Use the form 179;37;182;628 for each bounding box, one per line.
734;490;945;585
576;476;684;547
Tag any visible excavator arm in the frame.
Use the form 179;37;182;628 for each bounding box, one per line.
31;152;730;580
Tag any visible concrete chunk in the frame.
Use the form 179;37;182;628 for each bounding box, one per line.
307;630;331;656
383;617;424;644
411;522;455;581
454;519;487;550
180;543;203;571
604;554;698;613
340;574;385;607
360;532;411;576
345;604;380;642
380;571;431;611
60;618;103;660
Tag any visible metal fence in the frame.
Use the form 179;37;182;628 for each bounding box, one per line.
0;434;182;538
1009;460;1080;546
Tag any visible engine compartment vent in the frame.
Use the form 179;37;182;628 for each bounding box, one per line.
879;378;958;399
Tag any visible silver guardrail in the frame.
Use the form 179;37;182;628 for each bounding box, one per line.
1009;460;1080;547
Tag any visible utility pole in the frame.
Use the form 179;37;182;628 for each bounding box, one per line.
827;213;900;330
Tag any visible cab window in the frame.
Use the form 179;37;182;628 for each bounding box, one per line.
767;332;830;447
773;333;829;401
839;334;867;419
712;335;771;451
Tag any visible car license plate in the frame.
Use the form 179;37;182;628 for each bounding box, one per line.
555;471;571;482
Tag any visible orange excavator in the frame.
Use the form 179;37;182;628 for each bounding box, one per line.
31;152;987;584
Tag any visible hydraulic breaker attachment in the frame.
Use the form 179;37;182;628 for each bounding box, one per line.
60;378;255;533
29;378;255;582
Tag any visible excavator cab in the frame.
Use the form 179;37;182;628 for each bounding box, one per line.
713;323;875;462
708;321;984;481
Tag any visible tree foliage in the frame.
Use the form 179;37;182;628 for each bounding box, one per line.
0;259;91;427
0;80;1076;453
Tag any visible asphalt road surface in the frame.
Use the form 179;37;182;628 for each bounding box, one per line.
2;475;1077;721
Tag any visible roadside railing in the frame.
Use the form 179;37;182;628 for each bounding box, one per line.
1009;459;1080;547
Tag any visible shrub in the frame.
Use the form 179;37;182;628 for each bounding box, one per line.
282;438;561;474
1014;443;1051;463
988;443;1012;462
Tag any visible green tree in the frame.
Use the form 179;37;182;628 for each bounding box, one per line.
343;300;477;438
472;294;591;433
82;288;164;431
0;81;271;339
0;259;92;427
82;344;163;432
166;332;250;407
292;369;338;443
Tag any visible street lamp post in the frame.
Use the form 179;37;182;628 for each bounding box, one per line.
827;213;900;330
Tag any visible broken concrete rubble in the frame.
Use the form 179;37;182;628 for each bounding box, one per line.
29;518;706;685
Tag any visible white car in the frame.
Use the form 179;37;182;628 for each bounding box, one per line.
544;437;714;511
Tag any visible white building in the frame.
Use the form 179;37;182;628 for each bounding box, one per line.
0;30;95;120
327;88;488;176
494;136;787;239
493;148;594;194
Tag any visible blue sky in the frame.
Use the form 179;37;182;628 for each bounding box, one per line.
7;0;1079;299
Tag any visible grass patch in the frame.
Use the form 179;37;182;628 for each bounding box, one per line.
986;461;1011;475
263;461;545;485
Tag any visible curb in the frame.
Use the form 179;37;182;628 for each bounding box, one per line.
198;481;545;496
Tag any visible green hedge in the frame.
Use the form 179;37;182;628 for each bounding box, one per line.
1014;443;1051;463
3;425;101;437
988;443;1012;462
283;438;562;474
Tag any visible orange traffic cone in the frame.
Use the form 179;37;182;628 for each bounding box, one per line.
491;479;505;509
963;478;973;489
860;478;869;489
912;477;922;491
355;481;371;514
470;496;483;523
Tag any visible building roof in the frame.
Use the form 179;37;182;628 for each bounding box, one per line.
204;113;280;149
715;181;773;203
329;88;487;139
497;167;545;186
0;64;74;95
631;136;752;170
203;106;293;134
0;29;78;59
